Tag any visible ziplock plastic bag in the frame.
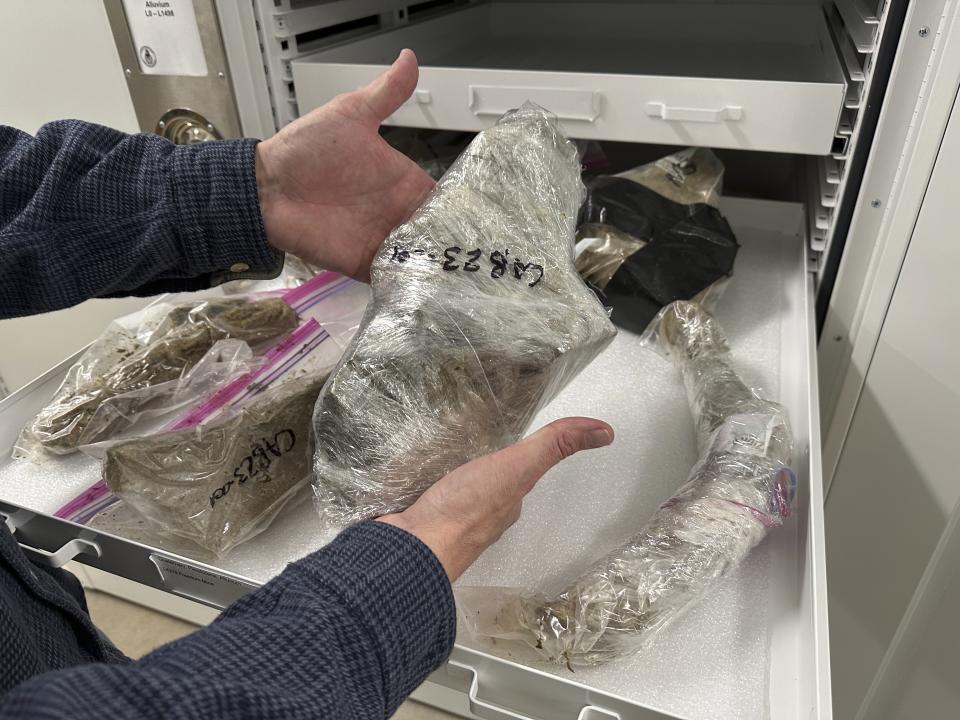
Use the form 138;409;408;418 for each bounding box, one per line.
575;148;739;333
101;371;327;556
52;275;370;555
459;301;794;667
617;147;724;208
88;497;222;560
312;104;616;523
15;295;299;459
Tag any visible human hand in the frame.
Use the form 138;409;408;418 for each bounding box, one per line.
377;418;614;581
255;49;434;280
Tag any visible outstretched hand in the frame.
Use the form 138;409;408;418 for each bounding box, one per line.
257;52;614;581
378;418;614;581
255;49;434;280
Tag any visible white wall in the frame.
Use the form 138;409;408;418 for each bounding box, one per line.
0;0;138;134
0;1;149;394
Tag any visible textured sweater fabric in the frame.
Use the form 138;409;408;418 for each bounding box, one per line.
0;120;457;716
0;120;283;318
0;521;457;719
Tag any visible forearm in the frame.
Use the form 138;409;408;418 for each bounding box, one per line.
0;121;282;319
0;522;456;720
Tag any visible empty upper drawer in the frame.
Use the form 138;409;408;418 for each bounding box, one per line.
292;2;847;154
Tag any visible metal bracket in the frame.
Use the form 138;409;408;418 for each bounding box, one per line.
1;506;33;534
448;660;536;720
577;706;621;720
20;538;102;569
446;660;621;720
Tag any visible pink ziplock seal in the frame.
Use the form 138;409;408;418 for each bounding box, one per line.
169;272;354;430
55;480;110;520
165;318;326;432
282;271;350;312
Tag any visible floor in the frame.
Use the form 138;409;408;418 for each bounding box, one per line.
86;590;460;719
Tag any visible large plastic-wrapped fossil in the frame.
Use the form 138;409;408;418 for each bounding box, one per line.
460;301;795;667
312;103;617;522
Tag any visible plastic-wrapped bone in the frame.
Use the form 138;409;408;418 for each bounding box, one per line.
312;103;616;522
460;301;795;667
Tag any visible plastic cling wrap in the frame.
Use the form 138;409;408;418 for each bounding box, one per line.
459;301;794;667
312;104;616;522
15;296;299;458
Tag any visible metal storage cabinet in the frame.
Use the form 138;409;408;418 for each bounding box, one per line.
3;0;959;718
824;74;960;720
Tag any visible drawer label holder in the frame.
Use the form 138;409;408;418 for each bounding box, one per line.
149;554;257;608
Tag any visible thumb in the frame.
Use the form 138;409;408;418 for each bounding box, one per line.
358;48;419;122
377;417;613;581
486;417;614;499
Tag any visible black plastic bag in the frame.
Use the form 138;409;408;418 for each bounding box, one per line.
576;149;739;334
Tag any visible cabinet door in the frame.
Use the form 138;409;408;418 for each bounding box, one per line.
826;93;960;720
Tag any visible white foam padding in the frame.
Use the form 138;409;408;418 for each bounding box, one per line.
454;205;787;720
0;199;796;720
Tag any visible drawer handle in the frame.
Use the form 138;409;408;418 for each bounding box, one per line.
377;87;432;122
645;101;743;123
447;660;620;720
578;706;620;720
448;660;537;720
21;538;101;569
469;85;601;123
403;88;432;106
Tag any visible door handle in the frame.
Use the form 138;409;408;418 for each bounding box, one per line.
645;101;743;123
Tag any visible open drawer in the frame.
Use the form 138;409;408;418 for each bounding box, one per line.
0;198;829;719
291;2;846;155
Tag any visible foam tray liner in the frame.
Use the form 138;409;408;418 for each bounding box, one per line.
0;199;798;720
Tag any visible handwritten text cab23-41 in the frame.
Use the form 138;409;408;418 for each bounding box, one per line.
389;244;546;287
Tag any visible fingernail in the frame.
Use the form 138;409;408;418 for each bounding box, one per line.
586;428;613;449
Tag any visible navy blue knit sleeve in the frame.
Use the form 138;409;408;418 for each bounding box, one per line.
0;521;457;720
0;121;283;319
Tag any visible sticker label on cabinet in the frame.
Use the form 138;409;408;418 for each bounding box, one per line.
121;0;208;77
150;554;256;607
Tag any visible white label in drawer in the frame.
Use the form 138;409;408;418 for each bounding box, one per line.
468;85;601;123
121;0;208;77
150;554;256;607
